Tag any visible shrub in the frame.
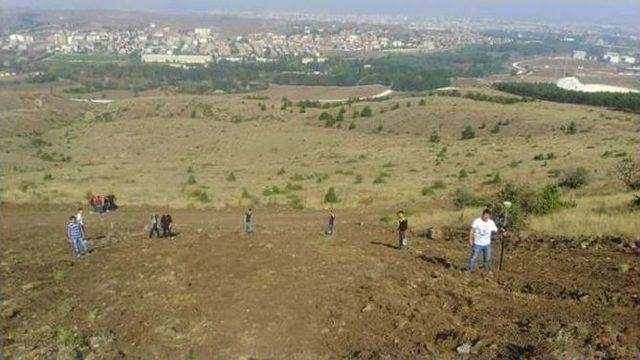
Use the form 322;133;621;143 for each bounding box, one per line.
419;99;426;106
277;168;286;176
287;194;305;210
558;167;589;189
360;106;373;117
429;131;441;143
458;169;468;180
421;187;435;196
532;185;575;215
354;174;363;184
190;189;210;202
452;188;485;209
262;186;282;196
187;166;194;173
563;121;577;135
616;158;640;190
187;175;197;185
391;103;400;110
376;124;383;133
373;176;386;184
490;124;500;134
43;173;53;181
284;182;302;192
319;112;333;121
325;117;337;128
227;172;236;182
461;126;476;140
348;122;356;130
324;187;340;203
431;180;446;189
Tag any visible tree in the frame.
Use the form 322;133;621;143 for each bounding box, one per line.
461;126;476;140
324;187;340;203
616;158;640;190
360;106;373;117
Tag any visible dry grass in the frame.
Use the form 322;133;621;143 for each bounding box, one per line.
1;84;639;239
529;194;640;239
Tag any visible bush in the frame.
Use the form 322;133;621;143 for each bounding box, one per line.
532;185;574;215
284;182;302;192
263;186;282;196
458;169;468;180
431;180;446;189
452;188;486;209
324;187;340;203
354;174;363;184
616;158;640;190
558;167;589;189
429;131;441;143
360;106;373;117
319;112;333;121
43;173;53;181
187;175;197;185
277;168;286;176
419;99;426;106
421;187;435;196
226;172;236;182
348;122;356;130
373;176;386;184
563;121;577;135
461;125;476;140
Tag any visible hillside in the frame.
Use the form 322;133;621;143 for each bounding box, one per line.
1;83;639;237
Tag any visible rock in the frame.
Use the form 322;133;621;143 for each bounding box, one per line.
265;244;274;249
361;304;374;312
56;346;79;360
2;307;19;320
22;282;37;291
456;343;472;354
427;227;444;240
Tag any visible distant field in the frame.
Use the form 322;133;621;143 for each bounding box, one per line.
47;53;131;63
257;84;390;100
500;56;640;91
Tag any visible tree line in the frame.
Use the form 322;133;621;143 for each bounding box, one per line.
493;82;640;113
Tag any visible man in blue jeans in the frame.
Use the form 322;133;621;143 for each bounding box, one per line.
67;215;89;257
466;208;501;272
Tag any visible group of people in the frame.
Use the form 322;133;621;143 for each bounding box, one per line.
394;208;503;273
149;211;174;238
90;193;118;214
66;204;504;273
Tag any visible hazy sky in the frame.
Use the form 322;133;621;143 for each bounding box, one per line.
2;0;638;24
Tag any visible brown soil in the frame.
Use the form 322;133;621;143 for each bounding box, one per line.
2;203;639;359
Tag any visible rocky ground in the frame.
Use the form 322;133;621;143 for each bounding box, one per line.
2;204;639;359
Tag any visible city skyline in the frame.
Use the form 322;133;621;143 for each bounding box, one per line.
2;0;638;25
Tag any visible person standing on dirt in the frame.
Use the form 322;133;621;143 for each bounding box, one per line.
161;213;173;237
67;215;89;257
397;211;408;249
466;208;501;273
149;211;161;239
244;208;254;235
325;209;336;235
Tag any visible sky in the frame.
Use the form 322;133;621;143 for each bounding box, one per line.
1;0;638;24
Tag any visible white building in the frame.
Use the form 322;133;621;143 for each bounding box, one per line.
604;52;620;64
141;54;212;65
194;28;211;37
621;56;636;64
572;50;587;60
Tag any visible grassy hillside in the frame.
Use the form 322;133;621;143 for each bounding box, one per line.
1;84;639;237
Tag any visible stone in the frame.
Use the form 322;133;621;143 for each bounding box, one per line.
361;304;374;312
456;343;472;354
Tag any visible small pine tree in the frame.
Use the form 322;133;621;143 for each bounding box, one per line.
461;126;476;140
360;106;373;117
324;187;340;203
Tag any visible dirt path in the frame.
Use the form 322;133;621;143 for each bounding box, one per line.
2;204;639;359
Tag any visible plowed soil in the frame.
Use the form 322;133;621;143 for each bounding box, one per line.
2;204;639;359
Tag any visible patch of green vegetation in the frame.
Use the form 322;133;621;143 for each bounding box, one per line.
227;172;236;182
324;187;340;203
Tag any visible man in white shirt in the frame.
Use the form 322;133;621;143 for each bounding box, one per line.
466;208;501;272
76;208;85;230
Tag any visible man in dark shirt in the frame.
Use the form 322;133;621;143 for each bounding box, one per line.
160;213;169;237
244;208;254;235
397;210;408;249
325;209;336;235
